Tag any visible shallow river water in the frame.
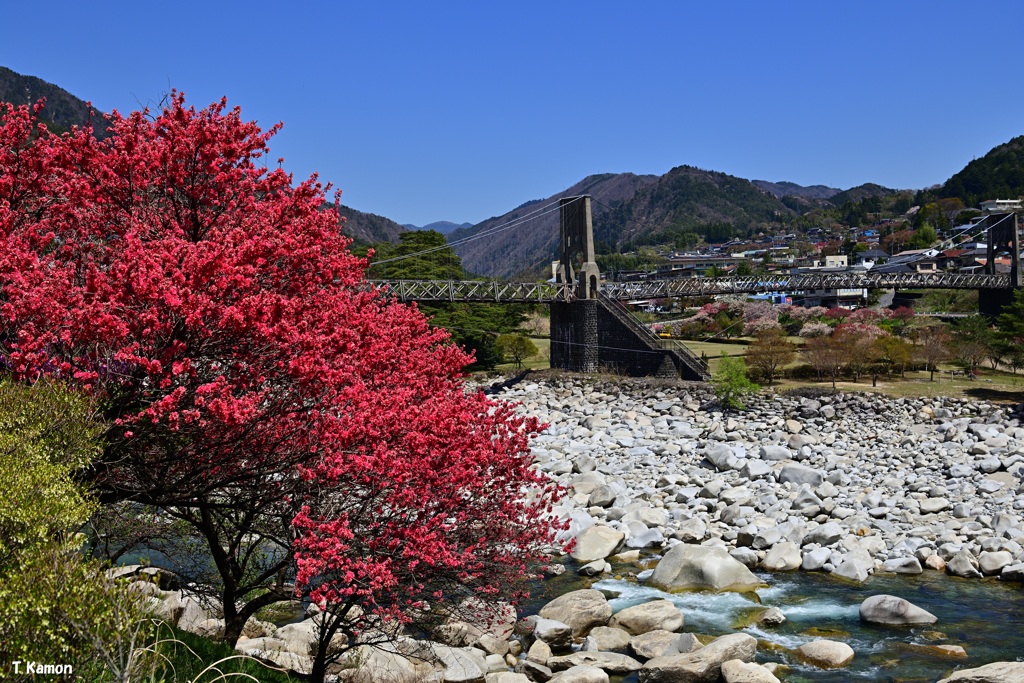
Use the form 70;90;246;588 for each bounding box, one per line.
524;560;1024;683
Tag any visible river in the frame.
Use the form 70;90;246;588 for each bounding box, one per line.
524;557;1024;682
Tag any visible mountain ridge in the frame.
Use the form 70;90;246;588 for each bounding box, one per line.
0;66;103;135
5;66;1024;275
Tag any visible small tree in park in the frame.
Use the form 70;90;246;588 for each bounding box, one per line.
833;323;884;383
745;327;795;386
0;95;562;668
802;335;844;388
913;323;952;381
497;333;539;369
951;315;994;375
873;335;912;379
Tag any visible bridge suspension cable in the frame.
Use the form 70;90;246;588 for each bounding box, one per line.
942;212;1014;252
367;196;582;268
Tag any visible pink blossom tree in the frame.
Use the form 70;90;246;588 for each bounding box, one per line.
0;96;562;674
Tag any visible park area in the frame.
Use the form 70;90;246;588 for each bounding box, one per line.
496;299;1024;404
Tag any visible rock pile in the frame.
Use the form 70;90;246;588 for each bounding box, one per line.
490;377;1024;586
109;375;1024;681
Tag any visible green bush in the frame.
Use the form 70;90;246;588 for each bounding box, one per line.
0;380;154;681
712;356;760;410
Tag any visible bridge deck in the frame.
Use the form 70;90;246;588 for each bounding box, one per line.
368;272;1010;303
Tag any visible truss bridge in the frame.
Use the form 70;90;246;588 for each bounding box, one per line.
369;271;1010;304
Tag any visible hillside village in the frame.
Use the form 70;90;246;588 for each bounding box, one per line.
605;199;1021;311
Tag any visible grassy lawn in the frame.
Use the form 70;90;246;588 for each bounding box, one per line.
488;334;1024;404
767;366;1024;403
679;339;750;375
677;337;1024;403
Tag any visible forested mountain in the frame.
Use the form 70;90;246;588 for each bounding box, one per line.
451;167;797;278
609;166;795;249
9;65;1024;277
0;66;102;134
938;136;1024;207
449;173;659;279
403;221;471;234
829;183;897;206
753;180;839;200
336;204;407;245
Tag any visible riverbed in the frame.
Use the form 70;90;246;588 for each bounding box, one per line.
491;374;1024;681
521;557;1024;682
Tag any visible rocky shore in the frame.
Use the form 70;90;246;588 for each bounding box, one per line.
122;375;1024;682
506;376;1024;585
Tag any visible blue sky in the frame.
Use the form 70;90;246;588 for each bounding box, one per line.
3;1;1023;226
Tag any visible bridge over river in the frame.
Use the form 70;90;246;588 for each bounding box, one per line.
369;197;1021;381
369;271;1010;304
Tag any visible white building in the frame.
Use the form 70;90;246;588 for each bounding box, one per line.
980;199;1023;213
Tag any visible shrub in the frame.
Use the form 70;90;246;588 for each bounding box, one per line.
712;356;760;410
0;380;153;680
497;334;539;369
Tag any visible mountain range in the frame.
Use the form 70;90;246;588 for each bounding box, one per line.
3;66;1022;279
402;221;472;234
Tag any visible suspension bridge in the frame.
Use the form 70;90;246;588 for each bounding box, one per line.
367;196;1022;381
368;271;1010;304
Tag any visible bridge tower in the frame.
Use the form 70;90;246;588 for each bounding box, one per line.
978;212;1022;316
550;196;600;372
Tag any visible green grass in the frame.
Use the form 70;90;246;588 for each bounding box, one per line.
152;625;298;683
770;365;1024;403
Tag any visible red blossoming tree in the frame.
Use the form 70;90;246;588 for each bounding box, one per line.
0;96;560;677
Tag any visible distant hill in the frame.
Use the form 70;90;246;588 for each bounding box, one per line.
0;66;103;135
402;220;471;234
450;173;658;279
753;180;839;200
610;166;794;246
939;136;1024;207
450;168;799;279
337;204;407;244
828;183;897;206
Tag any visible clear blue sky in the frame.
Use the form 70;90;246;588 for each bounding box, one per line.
3;1;1022;226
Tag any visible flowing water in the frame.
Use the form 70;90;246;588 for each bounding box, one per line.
524;562;1024;683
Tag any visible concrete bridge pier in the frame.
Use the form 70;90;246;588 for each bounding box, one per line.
979;288;1015;317
550;300;598;372
548;196;710;380
550;196;601;373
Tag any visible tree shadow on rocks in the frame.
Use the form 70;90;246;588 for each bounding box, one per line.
964;387;1024;405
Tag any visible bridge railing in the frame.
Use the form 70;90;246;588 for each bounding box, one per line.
368;272;1011;304
365;279;572;303
601;272;1010;299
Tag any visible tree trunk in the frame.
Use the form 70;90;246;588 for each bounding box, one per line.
310;613;345;683
222;601;246;647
